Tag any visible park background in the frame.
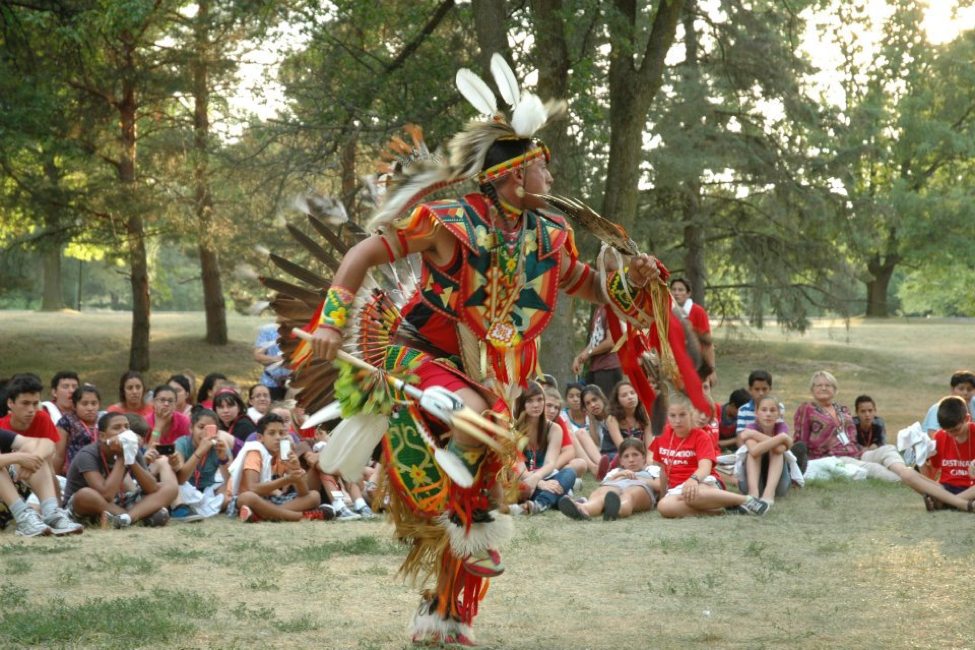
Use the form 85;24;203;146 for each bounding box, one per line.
1;1;974;649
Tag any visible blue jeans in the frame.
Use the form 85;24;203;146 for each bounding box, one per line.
530;468;577;509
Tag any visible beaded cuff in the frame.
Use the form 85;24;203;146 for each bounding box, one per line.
318;285;356;329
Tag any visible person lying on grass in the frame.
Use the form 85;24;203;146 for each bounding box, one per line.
653;395;770;518
0;428;82;536
62;412;178;528
169;408;236;520
738;395;794;507
902;396;975;513
558;438;659;521
227;413;328;522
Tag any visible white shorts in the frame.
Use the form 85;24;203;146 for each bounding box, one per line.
666;475;720;497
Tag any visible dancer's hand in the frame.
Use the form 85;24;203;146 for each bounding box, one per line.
627;254;660;288
312;327;343;362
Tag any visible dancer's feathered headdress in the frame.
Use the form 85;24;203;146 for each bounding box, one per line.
366;53;566;231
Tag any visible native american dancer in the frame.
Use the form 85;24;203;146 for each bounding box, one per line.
263;54;710;648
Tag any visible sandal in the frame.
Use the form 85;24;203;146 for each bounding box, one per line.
923;494;944;512
557;495;591;520
603;491;621;521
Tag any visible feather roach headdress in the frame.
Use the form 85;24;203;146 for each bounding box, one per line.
366;53;566;231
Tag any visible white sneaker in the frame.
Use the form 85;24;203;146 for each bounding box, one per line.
508;503;523;516
102;511;132;528
15;511;52;537
356;504;378;519
573;478;583;493
335;507;362;521
43;508;84;536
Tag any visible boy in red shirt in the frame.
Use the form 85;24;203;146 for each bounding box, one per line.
1;374;61;447
899;396;975;512
652;395;769;518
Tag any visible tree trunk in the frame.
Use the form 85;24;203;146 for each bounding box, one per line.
865;253;899;318
119;76;151;371
471;0;511;75
194;0;227;345
680;0;706;305
340;130;358;218
531;0;577;383
602;0;684;233
40;246;65;311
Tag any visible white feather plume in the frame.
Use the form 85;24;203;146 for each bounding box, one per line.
455;68;498;116
303;400;342;430
317;412;388;482
490;53;520;108
511;92;547;137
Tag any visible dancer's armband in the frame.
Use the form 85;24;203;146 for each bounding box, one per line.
318;285;356;332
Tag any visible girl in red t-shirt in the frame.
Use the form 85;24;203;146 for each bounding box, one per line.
652;396;770;518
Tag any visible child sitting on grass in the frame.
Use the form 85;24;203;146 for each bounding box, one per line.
0;429;82;536
557;438;659;521
738;395;793;507
227;413;327;522
62;412;178;528
653;395;770;518
169;408;236;519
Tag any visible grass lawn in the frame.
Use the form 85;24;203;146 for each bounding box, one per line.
1;311;973;649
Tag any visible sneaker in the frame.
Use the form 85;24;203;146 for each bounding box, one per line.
356;504;379;519
43;508;84;536
724;505;748;515
602;490;622;521
15;511;52;537
596;455;611;481
557;495;591;521
507;503;523;516
302;505;336;521
141;507;170;527
335;507;362;521
101;511;132;529
238;505;259;523
792;441;809;475
462;548;505;578
573;477;583;493
524;500;548;515
170;504;205;523
741;496;770;516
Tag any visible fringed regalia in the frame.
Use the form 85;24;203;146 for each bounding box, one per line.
262;54;710;648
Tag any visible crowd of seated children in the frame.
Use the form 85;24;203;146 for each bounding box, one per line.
166;374;194;416
147;385;191;446
107;371;153;418
554;386;601;478
717;388;751;451
196;372;227;410
921;371;975;435
55;385;101;474
558;438;659;521
170;408;236;521
41;371;79;427
738;395;794;506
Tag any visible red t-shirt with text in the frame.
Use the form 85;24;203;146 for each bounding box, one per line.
930;424;975;489
0;410;60;443
648;425;716;486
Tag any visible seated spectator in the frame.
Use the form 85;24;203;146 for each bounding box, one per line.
226;413;326;522
853;395;886;449
735;370;784;434
167;374;194;417
562;382;589;432
903;397;974;512
558;438;659;521
739;395;794;506
921;370;975;435
196;372;228;410
214;388;256;451
669;277;716;385
582;384;613;479
793;371;902;480
247;384;272;424
0;428;83;536
63;412;178;528
653;395;770;518
170;408;236;519
512;382;577;515
55;385;102;475
147;385;191;446
718;388;751;450
255;322;290;401
1;375;61;472
605;380;653;454
107;371;152;418
697;381;721;451
41;371;79;425
294;429;363;521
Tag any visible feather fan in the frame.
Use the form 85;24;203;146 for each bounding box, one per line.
490;53;520;108
455;68;498;116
